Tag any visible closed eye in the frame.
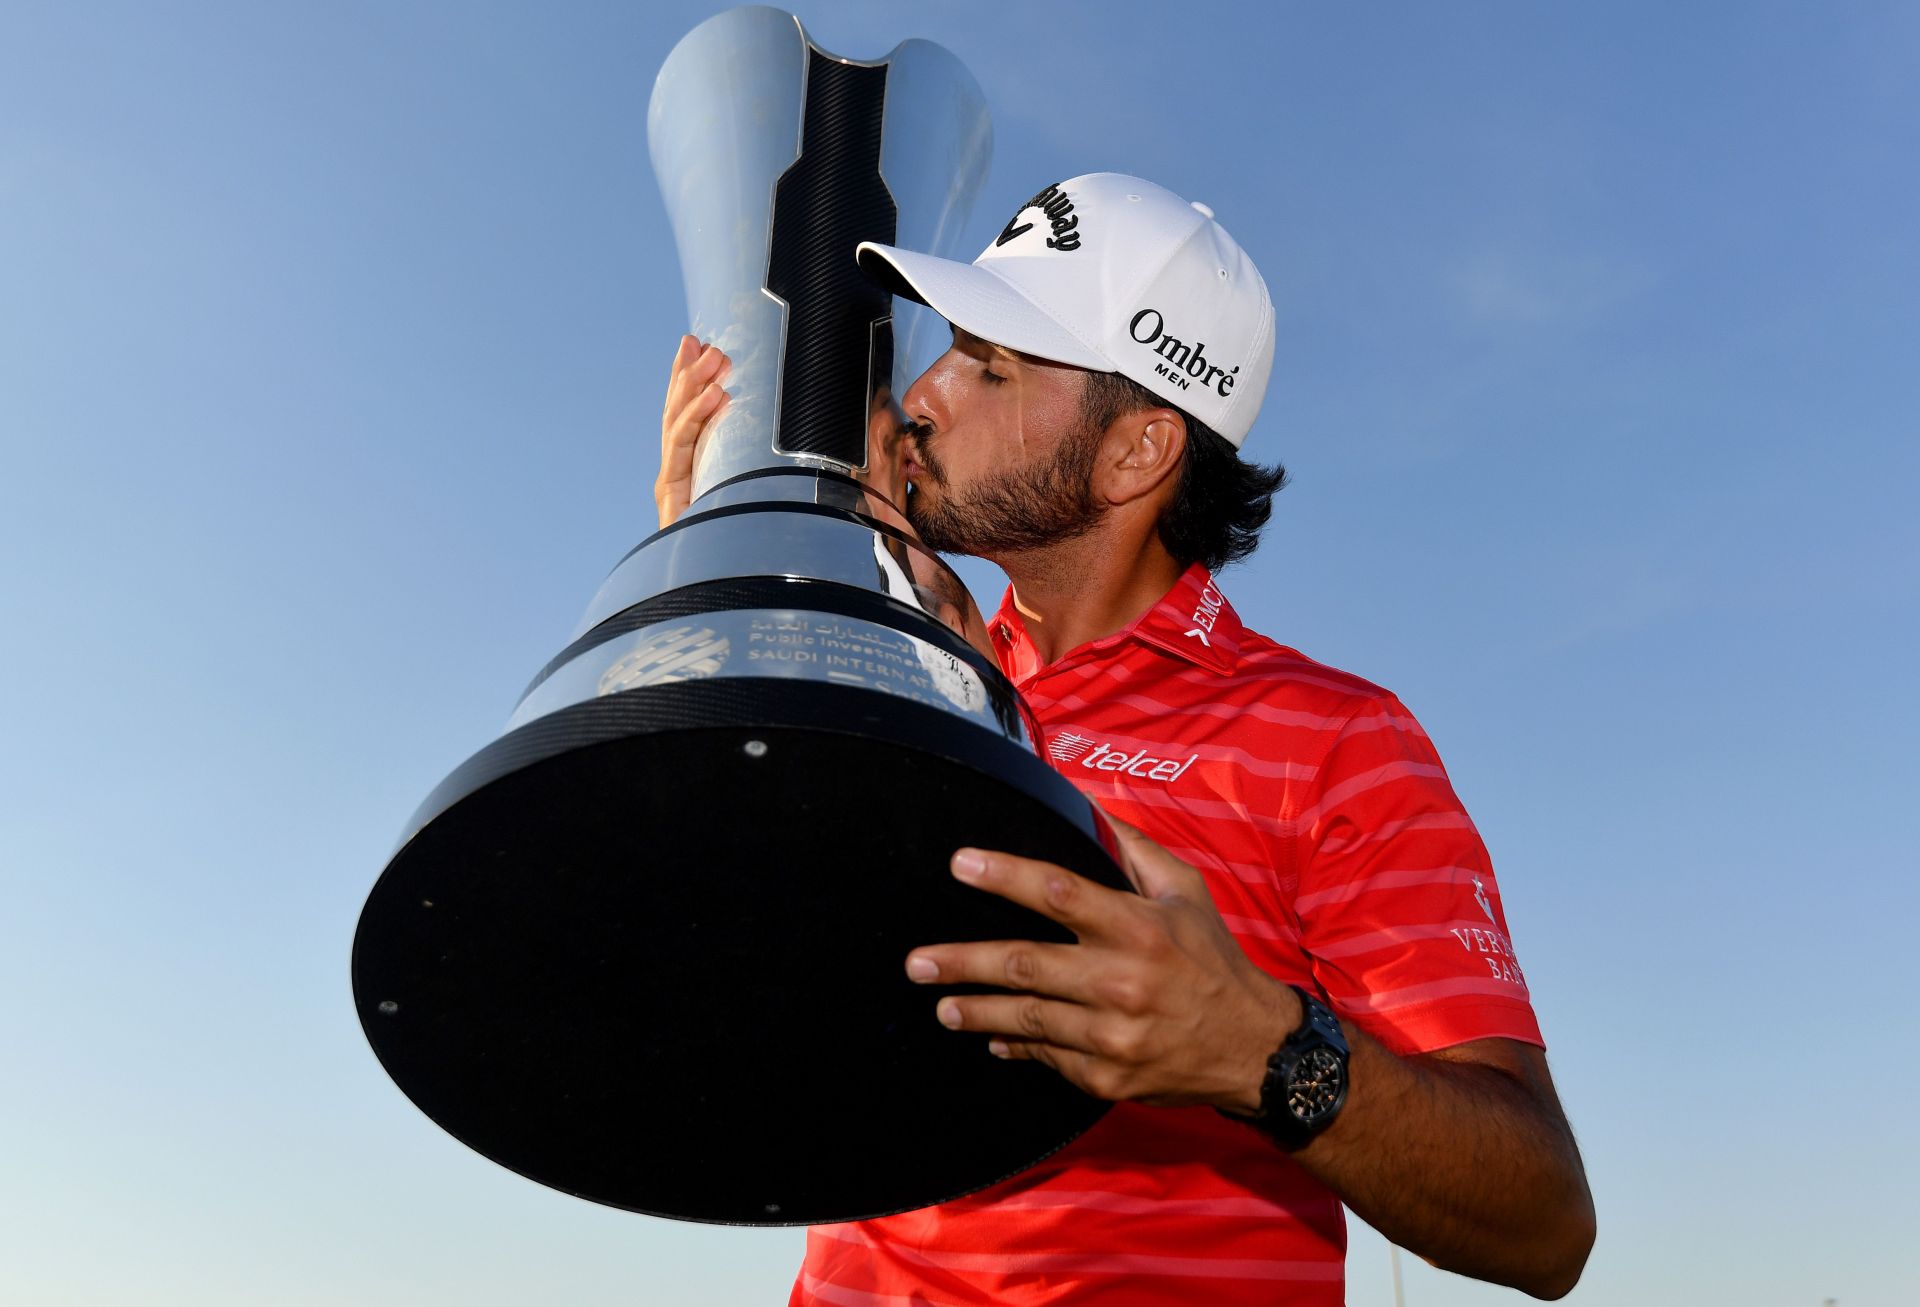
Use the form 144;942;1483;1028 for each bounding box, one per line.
953;325;1016;383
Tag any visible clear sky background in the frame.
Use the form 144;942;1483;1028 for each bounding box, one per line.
3;2;1915;1303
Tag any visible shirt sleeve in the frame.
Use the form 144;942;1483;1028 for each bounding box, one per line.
1290;695;1543;1056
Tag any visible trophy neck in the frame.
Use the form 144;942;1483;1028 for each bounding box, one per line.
647;6;990;503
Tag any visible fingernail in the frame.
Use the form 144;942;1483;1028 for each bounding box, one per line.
987;1040;1010;1058
952;849;986;881
937;999;962;1029
906;956;937;982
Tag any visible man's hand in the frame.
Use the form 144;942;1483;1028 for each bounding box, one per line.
656;334;730;529
903;820;1297;1110
906;821;1596;1298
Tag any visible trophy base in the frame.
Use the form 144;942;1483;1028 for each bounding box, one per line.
352;678;1125;1225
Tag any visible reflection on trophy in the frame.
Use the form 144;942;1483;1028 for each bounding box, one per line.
352;6;1127;1225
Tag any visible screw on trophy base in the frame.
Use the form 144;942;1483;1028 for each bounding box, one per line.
352;6;1130;1226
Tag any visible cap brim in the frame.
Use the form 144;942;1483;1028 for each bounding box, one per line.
856;242;1110;371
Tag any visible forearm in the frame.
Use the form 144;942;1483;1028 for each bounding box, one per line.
1270;1020;1595;1297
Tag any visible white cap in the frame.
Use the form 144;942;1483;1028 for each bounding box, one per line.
857;173;1275;448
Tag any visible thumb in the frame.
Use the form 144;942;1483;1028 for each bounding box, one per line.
1105;814;1206;901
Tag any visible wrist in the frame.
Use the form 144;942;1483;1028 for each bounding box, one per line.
1221;975;1303;1115
1219;983;1352;1149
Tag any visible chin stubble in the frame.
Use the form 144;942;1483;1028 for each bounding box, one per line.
905;420;1108;557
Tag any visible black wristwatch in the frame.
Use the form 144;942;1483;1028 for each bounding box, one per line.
1224;985;1350;1149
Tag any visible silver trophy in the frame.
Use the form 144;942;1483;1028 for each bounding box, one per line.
353;6;1125;1225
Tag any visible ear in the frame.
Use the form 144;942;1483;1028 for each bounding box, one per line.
1096;406;1187;508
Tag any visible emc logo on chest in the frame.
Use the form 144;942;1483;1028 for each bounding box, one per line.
1048;732;1199;782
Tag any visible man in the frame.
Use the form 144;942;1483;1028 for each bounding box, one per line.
659;174;1595;1304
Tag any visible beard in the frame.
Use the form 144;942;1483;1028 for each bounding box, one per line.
905;419;1109;558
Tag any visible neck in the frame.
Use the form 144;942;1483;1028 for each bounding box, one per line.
994;526;1187;667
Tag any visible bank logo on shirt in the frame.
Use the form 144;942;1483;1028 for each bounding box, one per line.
1046;731;1198;783
1451;876;1527;990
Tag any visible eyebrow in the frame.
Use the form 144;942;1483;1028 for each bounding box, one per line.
950;323;1019;361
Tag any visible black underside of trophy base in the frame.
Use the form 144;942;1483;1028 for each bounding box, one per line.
353;679;1124;1225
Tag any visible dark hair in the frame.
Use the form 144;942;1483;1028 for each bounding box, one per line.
1079;371;1288;572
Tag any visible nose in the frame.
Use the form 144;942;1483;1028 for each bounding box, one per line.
900;347;962;435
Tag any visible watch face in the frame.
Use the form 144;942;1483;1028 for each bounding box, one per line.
1287;1047;1347;1123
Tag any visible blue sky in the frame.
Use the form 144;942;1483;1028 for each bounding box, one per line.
3;2;1915;1303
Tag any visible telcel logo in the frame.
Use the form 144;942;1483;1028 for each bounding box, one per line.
1048;732;1198;783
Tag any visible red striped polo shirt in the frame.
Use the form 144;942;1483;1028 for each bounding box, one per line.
795;564;1542;1306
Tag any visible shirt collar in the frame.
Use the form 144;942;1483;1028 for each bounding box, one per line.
1132;563;1243;673
987;563;1243;682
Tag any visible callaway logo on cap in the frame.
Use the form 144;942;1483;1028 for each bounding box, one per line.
856;173;1275;448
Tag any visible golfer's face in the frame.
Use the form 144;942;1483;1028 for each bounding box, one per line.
899;326;1087;506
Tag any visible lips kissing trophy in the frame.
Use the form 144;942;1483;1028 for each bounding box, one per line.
352;6;1128;1225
